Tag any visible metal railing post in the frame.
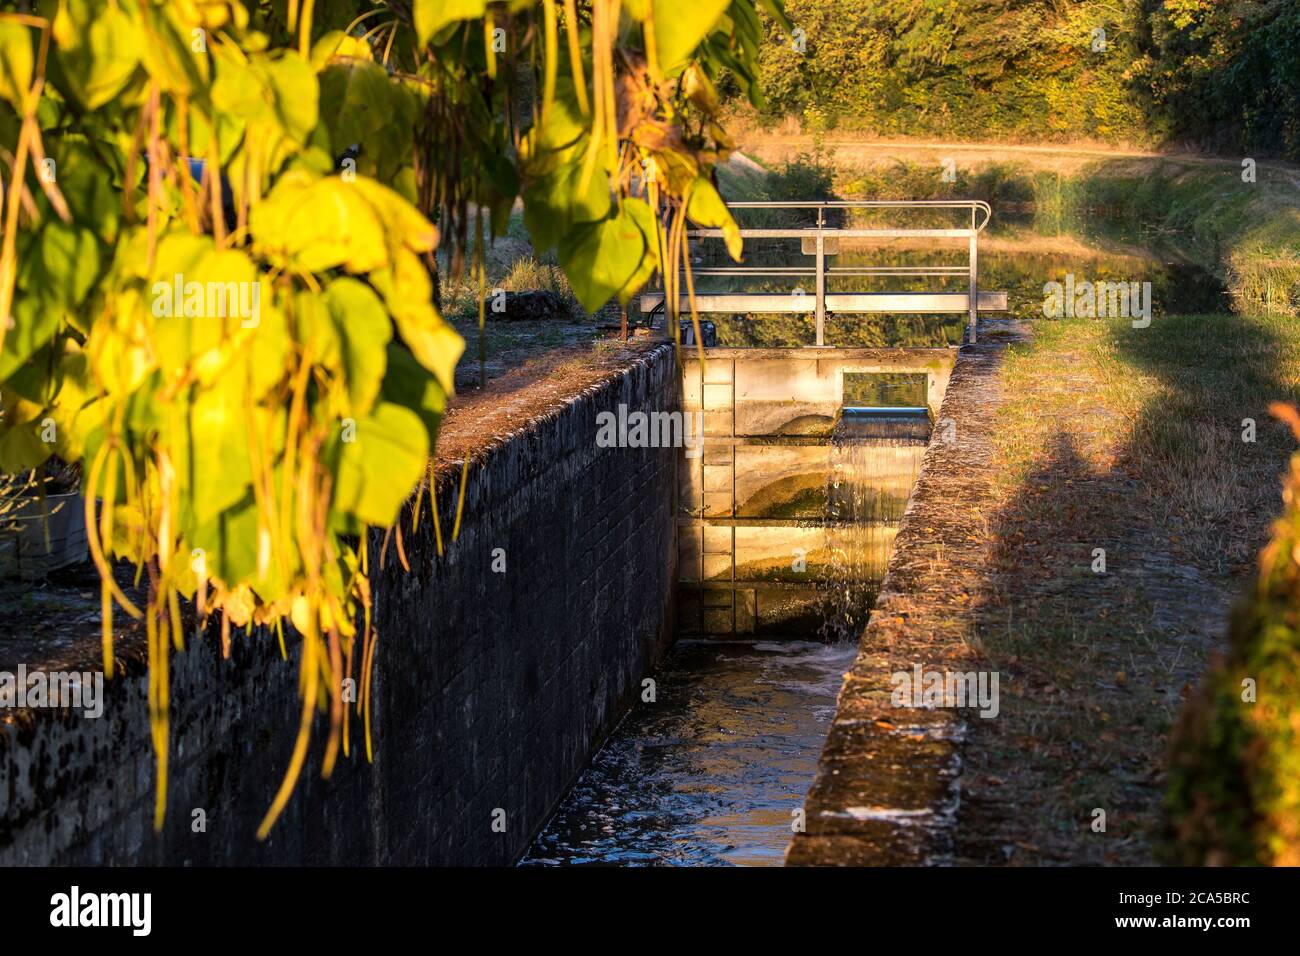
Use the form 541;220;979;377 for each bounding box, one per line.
815;205;826;347
968;207;978;345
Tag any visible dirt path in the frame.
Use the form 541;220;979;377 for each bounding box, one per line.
739;135;1300;186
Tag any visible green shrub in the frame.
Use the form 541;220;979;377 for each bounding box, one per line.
765;151;837;202
717;151;839;228
1165;404;1300;865
748;0;1147;144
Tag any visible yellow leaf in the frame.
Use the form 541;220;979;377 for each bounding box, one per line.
290;594;312;635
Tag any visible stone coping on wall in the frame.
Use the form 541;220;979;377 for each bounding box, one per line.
785;317;1026;866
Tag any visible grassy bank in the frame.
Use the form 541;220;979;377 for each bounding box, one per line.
1065;160;1300;317
956;312;1300;863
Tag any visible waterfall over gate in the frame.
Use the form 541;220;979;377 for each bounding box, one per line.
822;408;929;641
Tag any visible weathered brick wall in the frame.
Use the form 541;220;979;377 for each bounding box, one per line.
371;343;679;864
0;344;678;865
0;630;379;865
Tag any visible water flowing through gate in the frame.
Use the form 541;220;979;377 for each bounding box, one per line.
822;408;930;641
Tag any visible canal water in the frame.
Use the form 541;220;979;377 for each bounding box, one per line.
523;417;922;866
521;639;855;866
522;216;1227;867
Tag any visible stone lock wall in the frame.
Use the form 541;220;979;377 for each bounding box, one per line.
370;344;679;865
676;347;953;638
0;344;678;866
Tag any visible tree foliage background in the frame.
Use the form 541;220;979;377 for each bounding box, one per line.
743;0;1300;160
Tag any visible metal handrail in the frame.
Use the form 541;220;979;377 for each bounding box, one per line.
721;198;993;233
688;266;972;277
673;198;991;344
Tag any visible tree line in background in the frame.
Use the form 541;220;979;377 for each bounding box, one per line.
742;0;1300;160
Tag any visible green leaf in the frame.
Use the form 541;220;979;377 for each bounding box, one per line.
414;0;487;47
253;172;439;275
212;53;318;146
318;60;413;180
2;341;57;404
523;159;612;252
39;220;100;307
294;289;342;369
558;204;654;312
686;177;743;261
241;299;290;400
47;137;120;244
144;236;263;381
349;177;440;255
191;491;284;596
189;380;254;527
133;0;206;95
328;402;429;527
370;249;463;392
518;75;589;176
323;278;390;415
0;418;51;472
615;198;661;305
319;59;392;149
51;0;141;110
42;348;93;462
0;389;51;472
654;0;730;74
0;289;60;383
380;343;447;447
309;31;375;69
262;54;319;145
211;61;267;122
252;172;389;273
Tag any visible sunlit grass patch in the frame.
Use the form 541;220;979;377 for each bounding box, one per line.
997;312;1300;568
